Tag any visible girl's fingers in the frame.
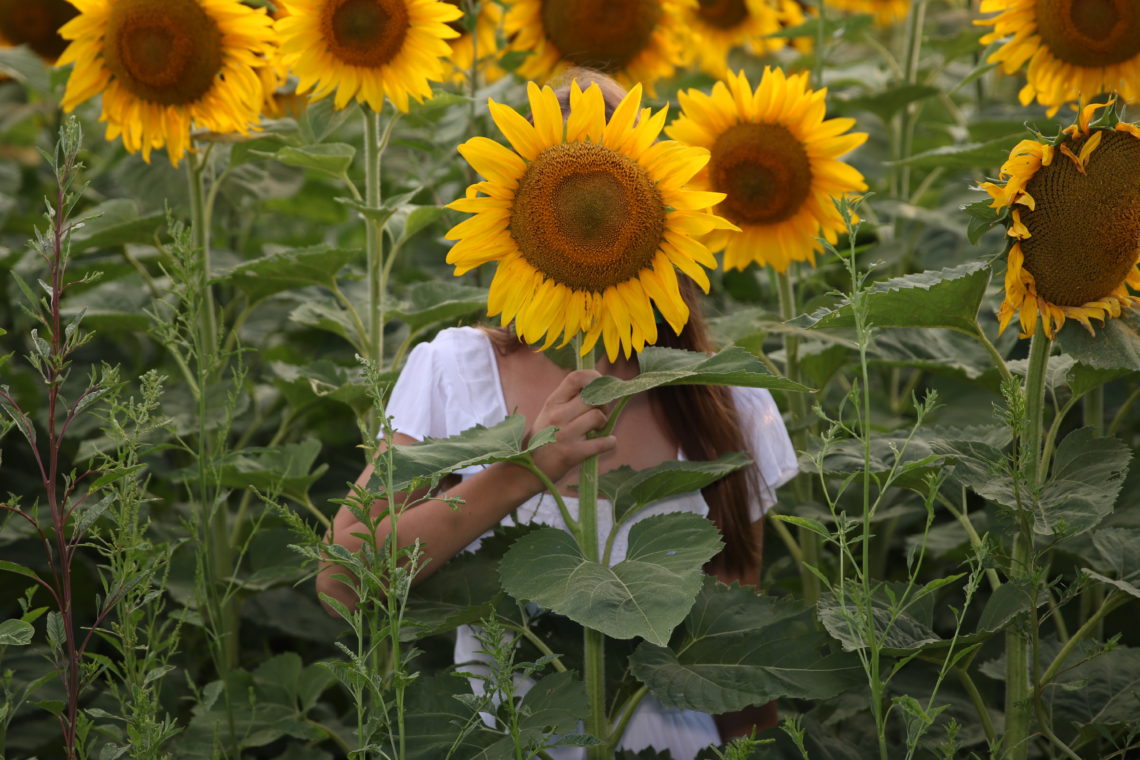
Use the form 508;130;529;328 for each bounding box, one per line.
546;369;602;406
557;407;608;441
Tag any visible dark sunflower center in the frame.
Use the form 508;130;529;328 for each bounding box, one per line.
510;142;666;292
1020;131;1140;307
1034;0;1140;68
708;122;813;226
541;0;660;71
0;0;78;60
696;0;750;29
103;0;222;106
323;0;409;68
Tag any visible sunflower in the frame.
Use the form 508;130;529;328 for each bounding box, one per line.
666;68;867;273
502;0;690;95
0;0;78;63
444;0;505;85
683;0;784;77
828;0;909;26
977;0;1140;112
276;0;462;112
446;81;736;360
981;103;1140;339
57;0;275;166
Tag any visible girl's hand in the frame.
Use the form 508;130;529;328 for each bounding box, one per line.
528;369;617;483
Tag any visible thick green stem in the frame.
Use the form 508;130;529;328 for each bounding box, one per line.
776;268;821;603
1004;325;1050;760
364;107;385;370
576;346;607;760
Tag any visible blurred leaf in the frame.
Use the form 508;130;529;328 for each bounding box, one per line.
218;245;359;303
933;438;1017;508
0;47;51;92
500;513;722;646
598;452;752;525
268;143;356;176
628;579;862;713
387;280;487;335
216;439;328;499
388;205;446;249
768;12;873;39
809;431;942;493
962;199;1004;245
794;263;991;333
1065;361;1132;399
1057;310;1140;371
845;85;941;122
290;299;357;345
412;89;472;111
403;675;496;760
0;619;34;646
70;199;165;254
230;135;292;167
890;138;1017;169
581;346;810;405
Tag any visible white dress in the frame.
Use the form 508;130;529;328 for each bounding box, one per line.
386;326;798;760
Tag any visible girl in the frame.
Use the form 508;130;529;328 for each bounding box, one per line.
317;73;797;758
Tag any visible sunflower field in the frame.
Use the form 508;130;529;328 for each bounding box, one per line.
1;0;1139;758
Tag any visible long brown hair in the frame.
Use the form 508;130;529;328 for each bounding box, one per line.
486;70;766;578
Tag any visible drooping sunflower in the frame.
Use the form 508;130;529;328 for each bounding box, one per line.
502;0;691;95
0;0;78;63
276;0;462;112
827;0;909;26
666;68;868;272
981;103;1140;339
977;0;1140;112
444;0;505;85
683;0;784;77
446;81;737;360
57;0;275;166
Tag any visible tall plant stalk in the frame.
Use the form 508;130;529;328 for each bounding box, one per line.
364;106;385;370
776;268;821;603
1004;324;1050;760
575;346;608;760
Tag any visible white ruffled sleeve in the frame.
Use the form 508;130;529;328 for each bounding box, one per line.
384;338;450;442
732;386;798;520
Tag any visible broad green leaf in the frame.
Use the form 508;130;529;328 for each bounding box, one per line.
387;205;447;249
1037;428;1130;537
412;89;472;111
1045;646;1140;730
962;198;1004;244
976;581;1040;634
290;299;357;344
793;263;991;333
1057;310;1140;371
845;84;941;122
386;280;487;335
932;438;1018;509
597;452;752;524
384;415;557;491
581;346;810;405
218;246;359;303
890;137;1017;169
217;440;329;500
403;675;497;760
0;561;45;585
870;328;996;383
0;619;34;646
810;431;942;493
1082;569;1140;599
628;579;862;712
69;199;165;254
1066;361;1133;399
499;513;723;645
229;135;292;167
0;47;51;91
817;595;941;653
270;143;356;176
1089;527;1140;583
403;527;536;638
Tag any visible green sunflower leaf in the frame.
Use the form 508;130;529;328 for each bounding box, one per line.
384;415;557;492
0;619;34;646
217;245;359;304
499;513;722;646
385;280;487;335
627;579;862;713
598;452;752;525
1037;428;1131;537
580;346;810;405
1057;309;1140;372
792;262;991;333
270;143;356;177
